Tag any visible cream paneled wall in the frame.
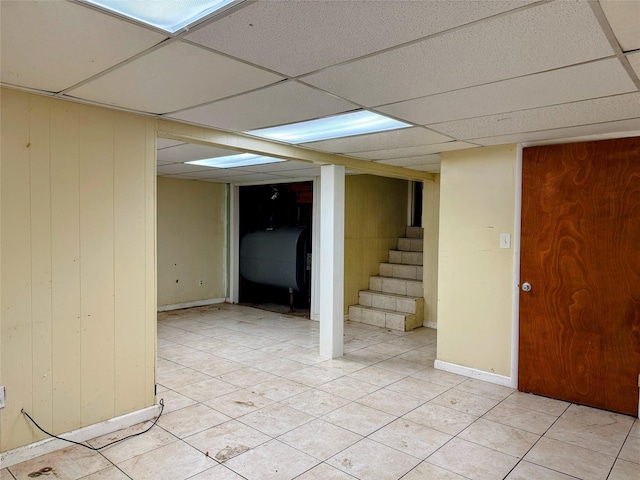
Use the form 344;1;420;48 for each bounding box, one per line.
157;177;226;307
436;145;517;377
0;89;157;452
422;174;440;326
344;175;408;314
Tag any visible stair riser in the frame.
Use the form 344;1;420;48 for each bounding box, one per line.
348;305;421;331
358;291;422;314
388;250;423;266
370;277;423;297
397;238;423;252
405;226;424;239
379;263;423;280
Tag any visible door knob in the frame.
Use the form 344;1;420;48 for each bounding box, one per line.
522;282;532;292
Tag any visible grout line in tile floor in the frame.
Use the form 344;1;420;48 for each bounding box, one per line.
4;304;639;480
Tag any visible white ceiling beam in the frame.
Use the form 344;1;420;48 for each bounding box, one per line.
157;119;435;182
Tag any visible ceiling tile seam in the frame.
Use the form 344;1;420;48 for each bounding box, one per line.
285;0;554;81
364;56;623;112
332;139;470;157
0;83;57;97
161;78;297;117
588;0;640;90
179;37;294;79
54;37;176;97
423;91;640;130
465;117;640;143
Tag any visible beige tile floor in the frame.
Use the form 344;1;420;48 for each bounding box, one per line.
3;304;639;480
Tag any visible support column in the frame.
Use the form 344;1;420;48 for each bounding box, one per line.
319;165;345;358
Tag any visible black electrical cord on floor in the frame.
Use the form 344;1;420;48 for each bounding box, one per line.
21;398;164;451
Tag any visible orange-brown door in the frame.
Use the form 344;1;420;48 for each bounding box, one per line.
519;137;640;416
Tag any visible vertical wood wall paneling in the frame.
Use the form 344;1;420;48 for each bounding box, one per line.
29;95;54;441
78;106;115;425
145;119;157;406
50;98;82;434
114;112;147;415
1;90;34;449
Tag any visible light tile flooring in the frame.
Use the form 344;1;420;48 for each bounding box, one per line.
3;304;639;480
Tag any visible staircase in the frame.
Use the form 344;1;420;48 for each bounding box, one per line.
348;226;424;332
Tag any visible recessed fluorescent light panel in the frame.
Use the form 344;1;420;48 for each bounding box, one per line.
82;0;237;33
246;111;411;144
186;153;285;168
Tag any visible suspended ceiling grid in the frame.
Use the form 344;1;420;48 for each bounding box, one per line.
2;0;639;184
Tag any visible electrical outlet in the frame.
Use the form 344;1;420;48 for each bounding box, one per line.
199;280;204;286
0;386;5;409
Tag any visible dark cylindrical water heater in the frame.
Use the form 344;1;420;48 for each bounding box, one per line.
239;226;310;294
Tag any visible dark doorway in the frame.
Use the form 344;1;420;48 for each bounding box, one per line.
239;182;313;313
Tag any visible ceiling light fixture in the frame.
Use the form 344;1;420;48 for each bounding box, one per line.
186;153;285;168
246;110;411;144
81;0;238;33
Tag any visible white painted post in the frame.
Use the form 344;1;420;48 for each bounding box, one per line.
229;184;240;304
319;165;345;358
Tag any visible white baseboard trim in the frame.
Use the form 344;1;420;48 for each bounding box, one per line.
157;297;225;312
425;322;438;329
434;359;516;388
1;404;160;469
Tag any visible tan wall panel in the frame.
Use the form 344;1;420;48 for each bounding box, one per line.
157;177;226;307
50;99;82;435
422;175;440;326
79;106;116;425
144;119;157;406
437;145;516;377
344;175;408;313
114;113;149;415
0;89;156;451
0;90;34;450
29;95;54;440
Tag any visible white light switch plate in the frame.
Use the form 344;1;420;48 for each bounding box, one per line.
500;233;511;249
0;386;5;409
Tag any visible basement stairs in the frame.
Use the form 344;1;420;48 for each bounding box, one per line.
348;226;424;332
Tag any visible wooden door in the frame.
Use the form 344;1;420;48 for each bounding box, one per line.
519;137;640;416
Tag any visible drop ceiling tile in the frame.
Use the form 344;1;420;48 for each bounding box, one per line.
301;127;451;154
185;0;535;77
157;138;185;150
469;118;640;146
628;52;640;78
600;0;640;51
157;143;239;164
1;1;166;92
351;142;477;160
157;163;216;174
65;41;283;114
214;173;287;184
303;1;614;107
242;160;317;173
168;81;357;131
375;155;441;167
429;92;640;140
378;58;636;125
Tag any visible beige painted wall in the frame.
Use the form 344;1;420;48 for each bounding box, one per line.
437;145;517;377
422;174;440;326
344;175;408;313
157;177;226;307
0;89;157;452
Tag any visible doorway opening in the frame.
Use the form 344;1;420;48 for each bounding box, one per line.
238;181;313;315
